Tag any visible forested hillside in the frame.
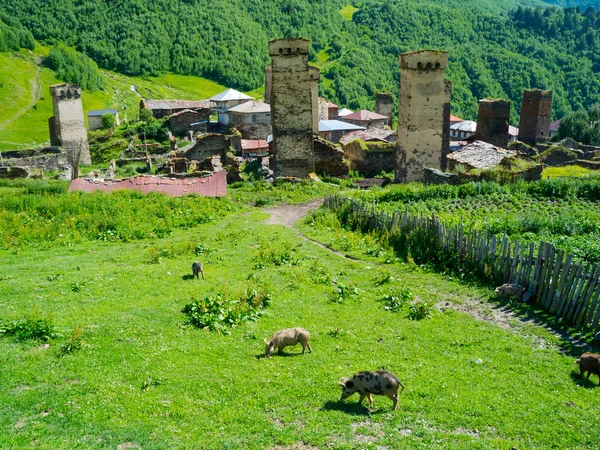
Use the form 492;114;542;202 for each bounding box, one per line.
1;0;599;124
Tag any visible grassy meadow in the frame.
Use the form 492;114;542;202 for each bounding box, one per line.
1;180;600;449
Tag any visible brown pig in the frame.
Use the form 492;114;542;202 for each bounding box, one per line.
264;327;312;357
575;352;600;385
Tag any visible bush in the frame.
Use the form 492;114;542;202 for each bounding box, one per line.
380;287;413;312
101;113;116;129
408;301;433;321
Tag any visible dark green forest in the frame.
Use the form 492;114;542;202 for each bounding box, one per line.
1;0;599;124
0;13;34;52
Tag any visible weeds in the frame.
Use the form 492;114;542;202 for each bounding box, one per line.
329;281;360;303
59;326;85;355
373;269;395;286
408;300;433;321
380;287;413;312
141;374;163;391
0;307;57;342
253;242;300;269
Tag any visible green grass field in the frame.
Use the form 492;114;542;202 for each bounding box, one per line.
1;182;599;449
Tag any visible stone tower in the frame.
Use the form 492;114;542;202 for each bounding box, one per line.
265;65;272;104
441;79;452;171
309;66;320;134
518;89;553;145
474;99;511;149
269;38;314;178
375;92;393;127
49;84;91;165
396;50;448;183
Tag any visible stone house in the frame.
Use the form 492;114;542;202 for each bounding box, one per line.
140;99;211;120
209;88;254;125
450;120;477;140
341;110;389;129
168;109;209;135
227;100;272;140
318;120;365;144
318;99;339;121
87;109;119;131
446;140;516;171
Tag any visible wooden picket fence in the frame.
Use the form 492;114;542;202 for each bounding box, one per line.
323;194;600;330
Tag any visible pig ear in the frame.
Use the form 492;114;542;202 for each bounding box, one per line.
264;338;269;344
338;377;349;387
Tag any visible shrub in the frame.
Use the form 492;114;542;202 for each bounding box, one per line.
141;374;163;391
330;281;360;303
253;242;299;269
0;307;57;342
101;113;117;129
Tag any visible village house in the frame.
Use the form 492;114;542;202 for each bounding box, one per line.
87;109;119;131
209;88;254;125
450;120;477;140
318;119;365;143
140;99;211;120
446;140;517;171
241;139;269;158
318;99;339;121
338;108;353;118
338;128;397;145
169;109;209;135
450;114;463;125
227;100;271;140
341;110;389;129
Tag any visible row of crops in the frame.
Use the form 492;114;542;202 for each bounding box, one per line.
352;177;600;265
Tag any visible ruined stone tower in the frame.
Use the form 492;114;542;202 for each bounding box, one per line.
269;38;314;178
49;84;90;165
375;92;393;127
265;65;272;104
441;79;452;171
474;99;511;149
310;66;320;134
518;89;553;145
396;50;448;183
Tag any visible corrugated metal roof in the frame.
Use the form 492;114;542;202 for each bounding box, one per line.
87;109;118;117
143;99;210;110
449;114;463;122
509;125;519;136
68;172;227;197
241;139;268;150
228;100;270;114
319;120;365;132
209;88;253;102
450;120;477;132
338;108;353;117
342;110;389;121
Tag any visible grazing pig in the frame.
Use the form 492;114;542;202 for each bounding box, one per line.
575;352;600;385
264;328;312;357
339;370;404;410
192;261;204;280
494;283;525;299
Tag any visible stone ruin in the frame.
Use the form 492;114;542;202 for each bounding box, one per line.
396;50;448;183
375;93;393;128
268;38;315;179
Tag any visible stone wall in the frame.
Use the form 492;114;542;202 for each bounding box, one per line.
314;137;349;177
375;93;393;127
310;67;320;133
50;84;91;165
518;89;552;146
169;110;210;135
396;50;448;183
183;134;231;161
269;38;315;178
345;139;396;177
1;147;70;172
265;65;272;105
474;99;511;149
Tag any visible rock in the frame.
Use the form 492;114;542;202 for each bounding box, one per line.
594;332;600;341
423;168;463;185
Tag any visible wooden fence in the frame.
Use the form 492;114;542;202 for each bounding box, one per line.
323;195;600;330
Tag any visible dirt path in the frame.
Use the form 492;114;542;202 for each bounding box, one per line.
262;200;595;354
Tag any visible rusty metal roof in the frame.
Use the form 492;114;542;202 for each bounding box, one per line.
68;172;227;197
342;110;389;121
143;99;210;110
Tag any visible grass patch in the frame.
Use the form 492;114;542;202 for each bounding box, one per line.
339;4;359;21
543;165;600;178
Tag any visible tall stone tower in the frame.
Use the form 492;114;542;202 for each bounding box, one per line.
309;66;320;134
264;65;272;104
269;38;314;178
49;84;91;165
518;89;553;145
375;92;393;127
396;50;448;183
474;99;511;149
441;79;452;171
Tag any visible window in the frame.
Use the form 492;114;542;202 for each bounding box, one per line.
252;115;257;123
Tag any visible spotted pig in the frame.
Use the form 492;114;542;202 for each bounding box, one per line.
576;352;600;385
494;283;525;299
339;370;404;410
264;327;312;357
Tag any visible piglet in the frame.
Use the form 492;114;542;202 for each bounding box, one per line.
264;327;312;357
339;370;404;410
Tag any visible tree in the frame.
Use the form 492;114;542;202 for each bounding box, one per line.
101;113;116;129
